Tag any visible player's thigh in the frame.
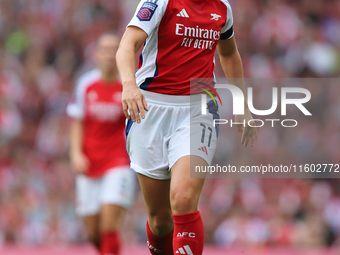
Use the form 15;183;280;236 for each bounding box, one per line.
170;156;207;214
99;204;126;232
137;173;171;213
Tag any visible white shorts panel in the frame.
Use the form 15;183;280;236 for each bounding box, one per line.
126;90;219;180
76;174;100;216
168;112;218;169
127;102;172;179
76;166;136;217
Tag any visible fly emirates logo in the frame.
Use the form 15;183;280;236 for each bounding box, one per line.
175;23;221;50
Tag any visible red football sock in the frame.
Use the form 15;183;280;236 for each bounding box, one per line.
100;231;121;255
173;211;204;255
146;220;174;255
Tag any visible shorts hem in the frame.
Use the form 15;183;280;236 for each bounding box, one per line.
169;154;212;170
76;200;133;216
131;163;171;180
76;209;100;217
100;200;134;210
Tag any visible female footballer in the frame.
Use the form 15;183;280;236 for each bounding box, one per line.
116;0;257;254
67;33;135;255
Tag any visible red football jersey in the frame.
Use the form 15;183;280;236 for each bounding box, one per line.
128;0;234;95
67;69;129;178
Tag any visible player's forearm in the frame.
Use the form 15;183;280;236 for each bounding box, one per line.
69;119;84;157
219;50;244;87
116;27;148;90
116;43;138;88
219;51;248;109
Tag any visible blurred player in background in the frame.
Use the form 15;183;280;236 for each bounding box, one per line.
67;32;136;255
116;0;257;254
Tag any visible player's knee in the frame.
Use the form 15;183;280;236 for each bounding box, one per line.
171;191;198;214
148;210;173;234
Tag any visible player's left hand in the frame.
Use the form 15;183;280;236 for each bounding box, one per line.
235;109;258;147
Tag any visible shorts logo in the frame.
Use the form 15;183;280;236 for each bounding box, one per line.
198;146;208;155
137;1;158;21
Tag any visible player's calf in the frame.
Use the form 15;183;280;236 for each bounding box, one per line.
170;156;206;255
170;190;205;254
87;233;101;251
146;220;174;255
99;204;125;255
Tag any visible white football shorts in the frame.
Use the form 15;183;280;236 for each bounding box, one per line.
76;166;136;216
126;90;219;180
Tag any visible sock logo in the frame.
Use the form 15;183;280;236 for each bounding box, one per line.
175;245;193;255
176;232;196;238
147;241;161;253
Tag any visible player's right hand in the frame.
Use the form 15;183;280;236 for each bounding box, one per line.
235;109;258;148
70;152;90;175
122;82;148;123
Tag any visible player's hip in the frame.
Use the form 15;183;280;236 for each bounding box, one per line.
126;90;219;133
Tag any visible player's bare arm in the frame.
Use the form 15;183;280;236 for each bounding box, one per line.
69;118;90;174
116;26;149;123
217;37;258;147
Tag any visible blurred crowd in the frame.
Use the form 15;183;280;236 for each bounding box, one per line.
0;0;340;248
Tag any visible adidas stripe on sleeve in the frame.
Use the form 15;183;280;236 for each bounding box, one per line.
127;0;169;36
220;0;234;40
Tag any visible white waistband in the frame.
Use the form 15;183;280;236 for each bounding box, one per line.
141;90;203;106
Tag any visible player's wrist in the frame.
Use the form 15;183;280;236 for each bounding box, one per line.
122;79;137;88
